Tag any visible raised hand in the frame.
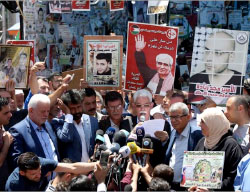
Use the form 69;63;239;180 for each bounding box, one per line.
135;34;146;52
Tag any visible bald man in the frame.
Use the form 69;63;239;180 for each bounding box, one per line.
135;34;174;96
190;31;241;87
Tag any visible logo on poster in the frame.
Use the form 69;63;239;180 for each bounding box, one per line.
236;32;248;44
130;25;140;35
166;29;177;39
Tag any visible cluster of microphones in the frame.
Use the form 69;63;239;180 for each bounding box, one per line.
94;126;154;168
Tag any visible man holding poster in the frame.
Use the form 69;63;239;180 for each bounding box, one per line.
134;34;174;96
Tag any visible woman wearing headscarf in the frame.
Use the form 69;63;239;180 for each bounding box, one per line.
194;107;243;191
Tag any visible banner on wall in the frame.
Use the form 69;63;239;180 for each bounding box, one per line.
110;0;124;11
0;45;31;88
147;0;169;15
72;0;90;11
49;0;72;13
125;22;178;96
83;36;123;90
189;27;249;104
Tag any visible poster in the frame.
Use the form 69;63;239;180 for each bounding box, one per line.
62;68;83;90
72;0;90;11
228;10;242;30
189;27;249;104
83;36;123;89
245;55;250;78
125;22;178;96
110;0;124;11
7;40;35;67
49;0;72;13
0;45;30;88
199;1;226;28
169;1;192;15
147;0;169;15
181;151;225;189
133;1;149;23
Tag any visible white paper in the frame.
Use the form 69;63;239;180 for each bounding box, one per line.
142;119;165;138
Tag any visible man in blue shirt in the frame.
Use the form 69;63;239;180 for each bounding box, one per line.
5;152;97;191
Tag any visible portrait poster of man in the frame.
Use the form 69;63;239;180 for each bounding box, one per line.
0;45;30;88
147;0;169;15
83;36;123;90
110;0;124;11
72;0;90;11
125;22;178;96
189;27;249;104
181;151;225;189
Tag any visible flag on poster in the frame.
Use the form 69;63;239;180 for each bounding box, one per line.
72;0;90;11
110;0;124;11
125;22;178;96
188;27;249;104
7;40;35;67
147;0;169;15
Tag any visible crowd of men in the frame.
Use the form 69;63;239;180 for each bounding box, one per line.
1;61;250;191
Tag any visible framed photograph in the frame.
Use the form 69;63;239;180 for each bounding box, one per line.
125;22;178;96
189;27;249;104
181;151;225;189
0;45;31;88
83;35;123;90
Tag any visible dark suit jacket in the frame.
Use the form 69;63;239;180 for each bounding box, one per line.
164;122;203;164
99;117;132;133
51;114;99;162
8;117;59;169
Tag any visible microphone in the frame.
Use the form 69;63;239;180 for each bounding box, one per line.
95;144;108;160
95;129;104;145
136;126;145;146
104;134;112;149
127;142;138;163
127;133;137;143
139;111;146;122
113;130;127;147
105;127;116;141
142;135;153;167
113;146;131;164
120;129;130;138
108;142;120;155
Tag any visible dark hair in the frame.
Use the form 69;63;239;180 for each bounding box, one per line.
68;175;96;191
148;177;170;191
171;89;185;101
0;97;9;111
96;53;112;64
232;95;249;112
244;78;250;95
105;91;123;106
37;76;49;83
80;88;96;100
55;181;69;191
153;164;174;186
38;7;43;13
61;89;82;106
48;72;62;82
57;158;73;177
17;152;40;171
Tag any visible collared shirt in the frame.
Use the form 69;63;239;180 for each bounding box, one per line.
233;123;250;155
73;119;89;162
29;117;58;162
110;119;120;132
169;123;190;182
234;153;250;191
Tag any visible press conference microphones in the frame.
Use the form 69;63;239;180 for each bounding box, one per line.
127;142;138;163
113;146;131;165
95;129;104;145
136;126;145;146
105;127;116;141
142;135;153;167
114;131;127;147
120;129;130;138
95;144;108;160
109;142;120;155
139;111;146;122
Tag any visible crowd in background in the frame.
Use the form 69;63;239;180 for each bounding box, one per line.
1;61;250;191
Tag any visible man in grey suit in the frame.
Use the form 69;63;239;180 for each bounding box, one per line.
51;89;98;162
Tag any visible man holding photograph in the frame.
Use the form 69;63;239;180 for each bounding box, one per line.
134;34;174;96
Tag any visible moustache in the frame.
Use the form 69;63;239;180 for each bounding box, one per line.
73;113;82;121
89;108;96;112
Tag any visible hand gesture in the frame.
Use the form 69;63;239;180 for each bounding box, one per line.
188;185;209;192
94;162;108;184
154;131;169;142
57;98;70;114
3;131;13;147
5;79;16;93
30;62;45;74
135;34;146;52
80;78;89;89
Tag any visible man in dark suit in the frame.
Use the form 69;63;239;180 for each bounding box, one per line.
165;102;203;190
99;91;132;133
52;89;98;162
9;94;60;169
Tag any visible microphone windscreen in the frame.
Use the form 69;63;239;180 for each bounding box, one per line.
142;138;152;149
95;135;104;143
120;129;129;138
106;127;116;141
124;184;132;191
127;133;137;143
114;131;127;147
127;142;138;154
119;146;131;158
109;142;120;154
98;144;108;151
144;134;151;138
96;129;104;136
136;127;145;139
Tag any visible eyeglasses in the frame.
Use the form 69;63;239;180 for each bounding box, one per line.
135;103;151;108
108;104;123;111
169;114;187;121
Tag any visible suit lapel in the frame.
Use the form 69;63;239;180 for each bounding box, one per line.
82;115;91;153
165;129;176;164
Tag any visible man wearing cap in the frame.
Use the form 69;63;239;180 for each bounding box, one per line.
134;34;174;96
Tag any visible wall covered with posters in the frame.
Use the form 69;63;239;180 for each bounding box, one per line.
21;0;250;78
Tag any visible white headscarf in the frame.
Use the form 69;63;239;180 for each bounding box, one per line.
200;107;230;149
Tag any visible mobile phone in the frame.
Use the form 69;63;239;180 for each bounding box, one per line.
99;151;109;169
